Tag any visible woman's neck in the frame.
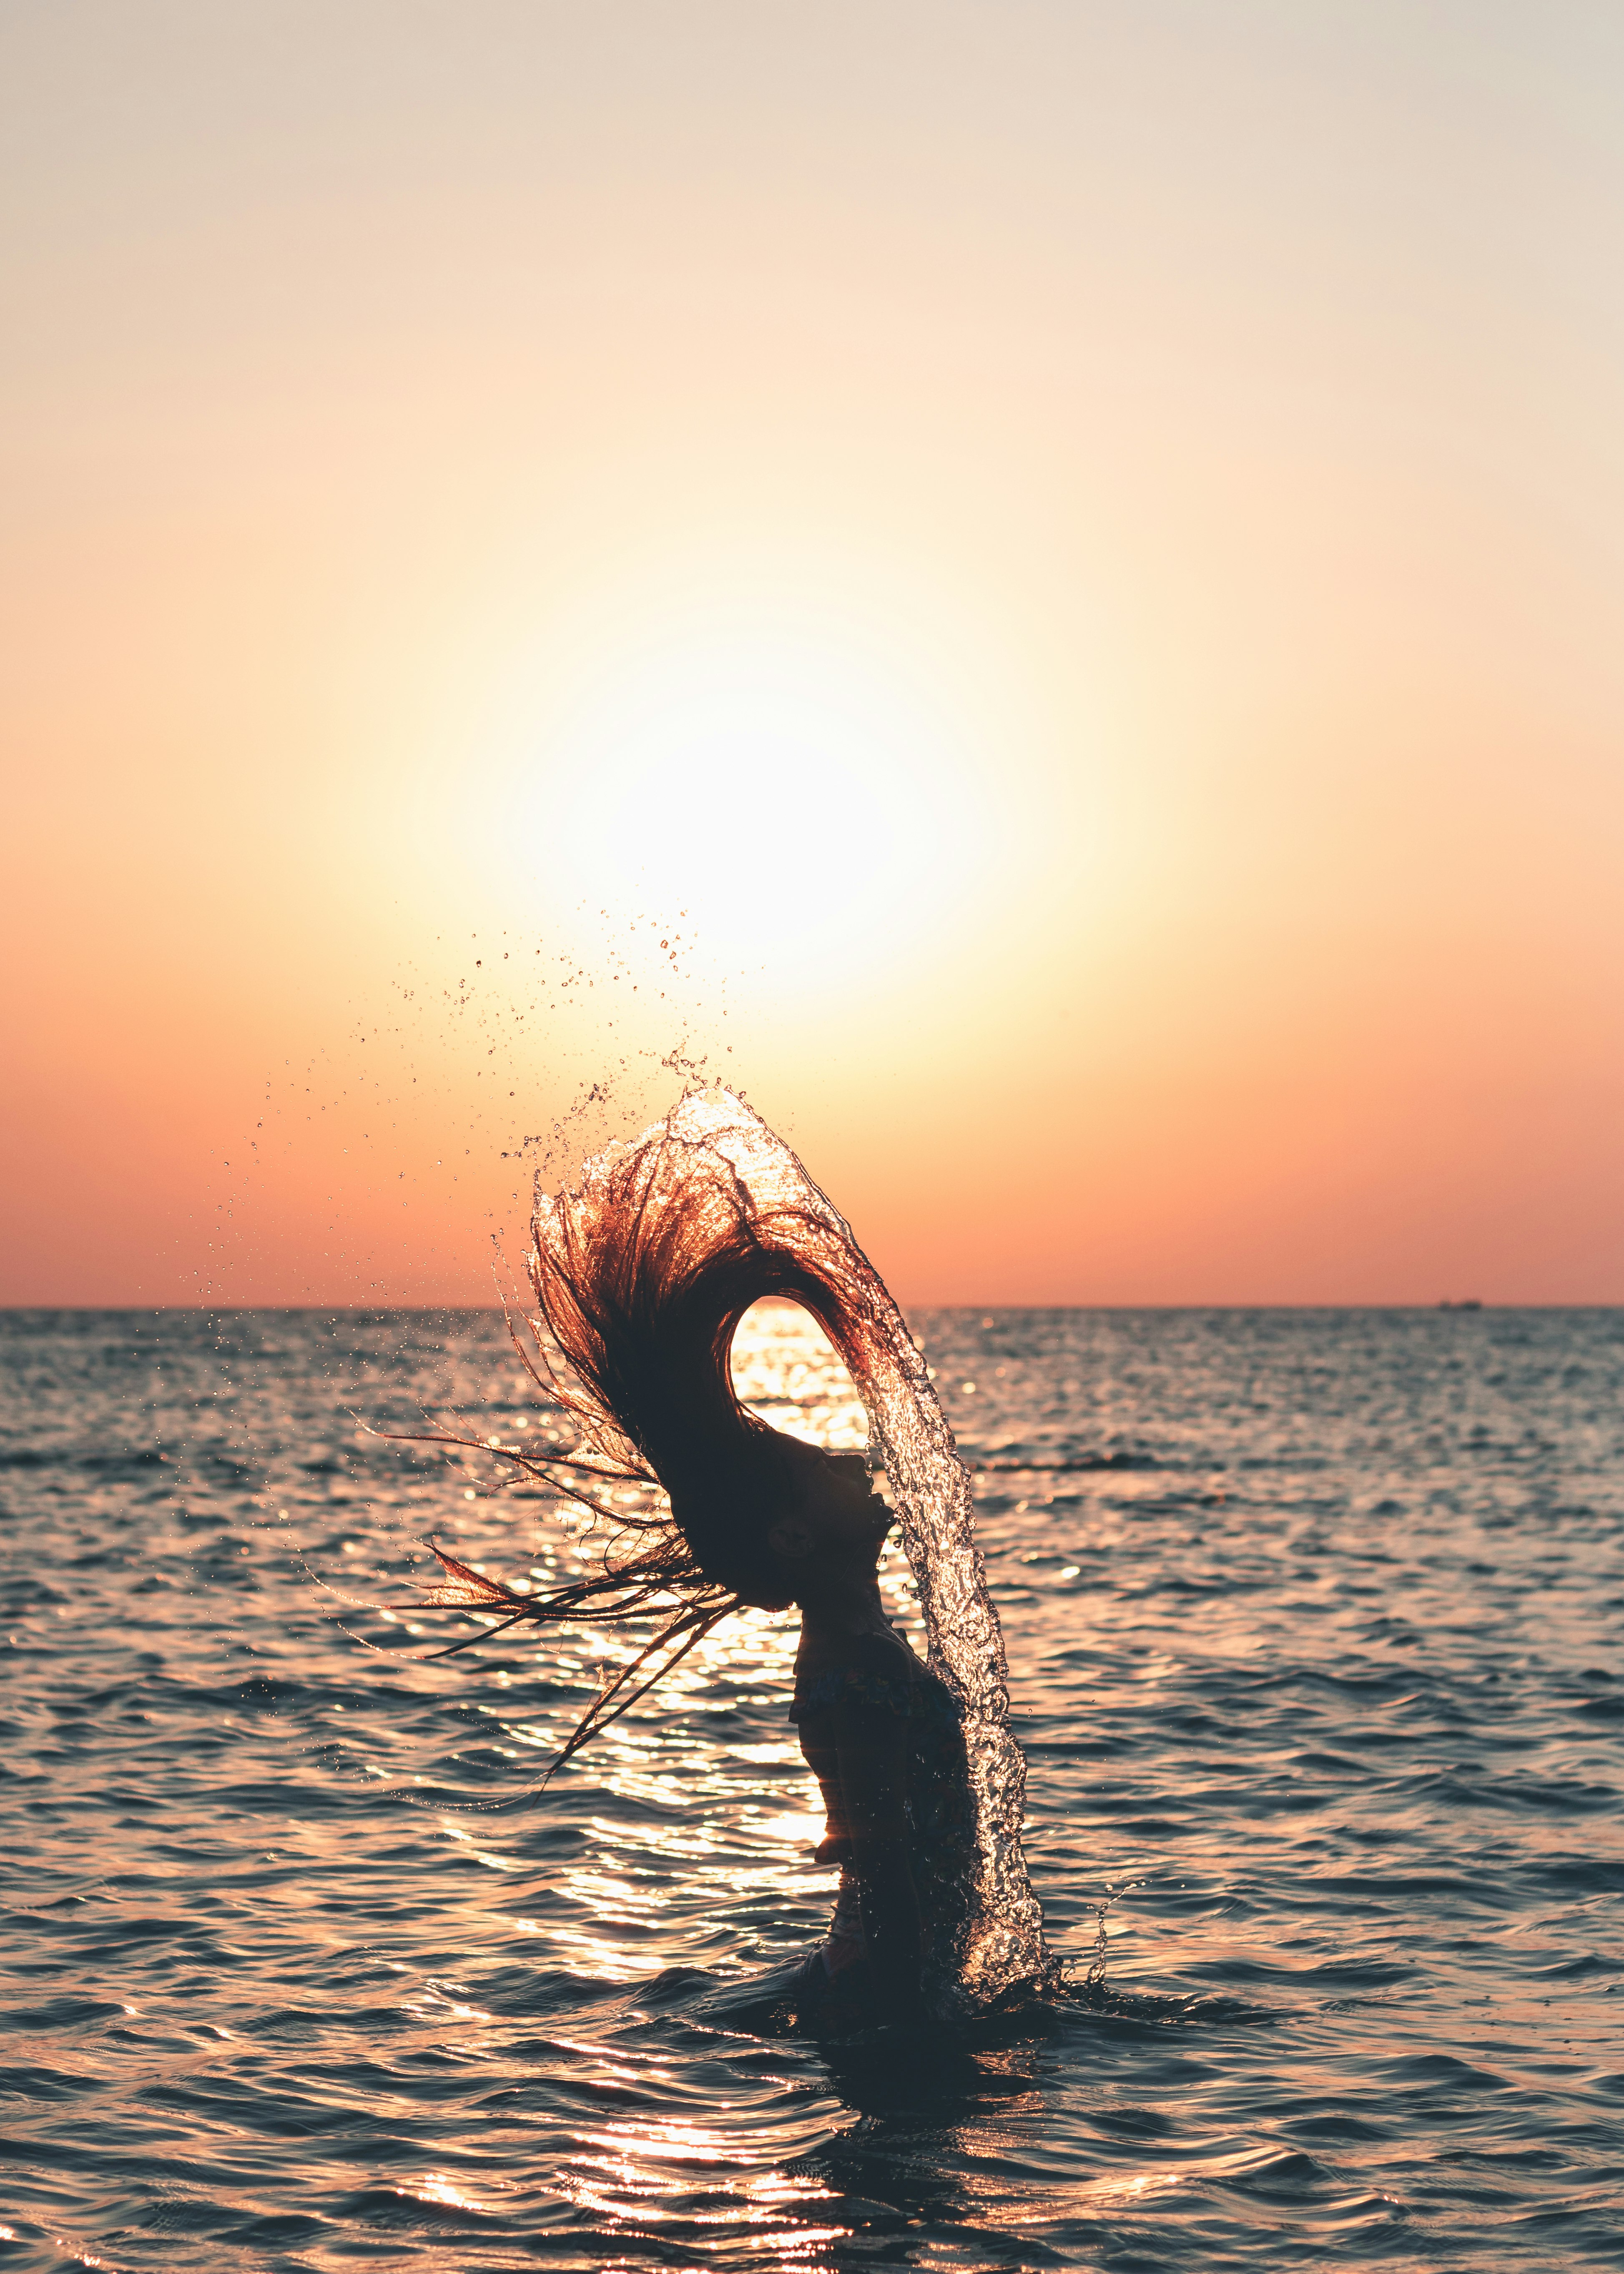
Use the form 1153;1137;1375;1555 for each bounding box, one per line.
795;1565;896;1649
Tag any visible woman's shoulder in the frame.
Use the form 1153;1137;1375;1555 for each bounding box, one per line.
790;1629;959;1722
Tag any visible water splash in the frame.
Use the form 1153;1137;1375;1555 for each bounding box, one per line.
537;1086;1051;2003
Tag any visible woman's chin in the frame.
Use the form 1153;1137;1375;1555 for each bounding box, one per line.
745;1586;797;1613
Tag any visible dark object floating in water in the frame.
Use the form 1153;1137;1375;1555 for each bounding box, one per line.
1438;1298;1484;1311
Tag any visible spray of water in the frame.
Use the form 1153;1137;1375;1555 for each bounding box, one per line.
539;1086;1051;2003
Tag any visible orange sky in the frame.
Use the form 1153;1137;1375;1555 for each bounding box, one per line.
4;3;1622;1306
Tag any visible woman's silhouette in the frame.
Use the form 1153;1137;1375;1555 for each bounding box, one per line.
414;1092;1039;2027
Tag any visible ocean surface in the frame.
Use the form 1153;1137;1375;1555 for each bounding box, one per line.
4;1304;1621;2271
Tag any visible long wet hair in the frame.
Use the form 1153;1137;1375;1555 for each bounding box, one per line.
405;1119;860;1774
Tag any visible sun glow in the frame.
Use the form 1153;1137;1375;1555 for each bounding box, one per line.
462;562;1013;978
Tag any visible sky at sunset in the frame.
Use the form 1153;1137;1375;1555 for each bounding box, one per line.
4;2;1621;1307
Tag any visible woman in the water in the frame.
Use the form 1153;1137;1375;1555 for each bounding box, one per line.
414;1096;1029;2026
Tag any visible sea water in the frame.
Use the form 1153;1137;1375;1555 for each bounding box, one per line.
3;1304;1621;2269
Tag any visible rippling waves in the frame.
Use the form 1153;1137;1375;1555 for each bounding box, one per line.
4;1305;1621;2269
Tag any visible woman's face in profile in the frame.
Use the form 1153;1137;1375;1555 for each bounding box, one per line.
767;1444;894;1574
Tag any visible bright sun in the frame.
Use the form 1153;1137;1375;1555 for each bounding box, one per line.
472;563;1007;975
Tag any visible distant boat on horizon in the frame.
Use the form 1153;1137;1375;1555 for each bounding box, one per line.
1438;1298;1484;1311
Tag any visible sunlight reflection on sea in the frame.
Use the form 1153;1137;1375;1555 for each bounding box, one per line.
3;1302;1621;2268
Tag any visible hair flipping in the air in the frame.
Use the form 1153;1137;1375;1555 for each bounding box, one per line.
399;1121;860;1776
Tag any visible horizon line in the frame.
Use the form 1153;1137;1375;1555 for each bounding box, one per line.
3;1299;1621;1317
